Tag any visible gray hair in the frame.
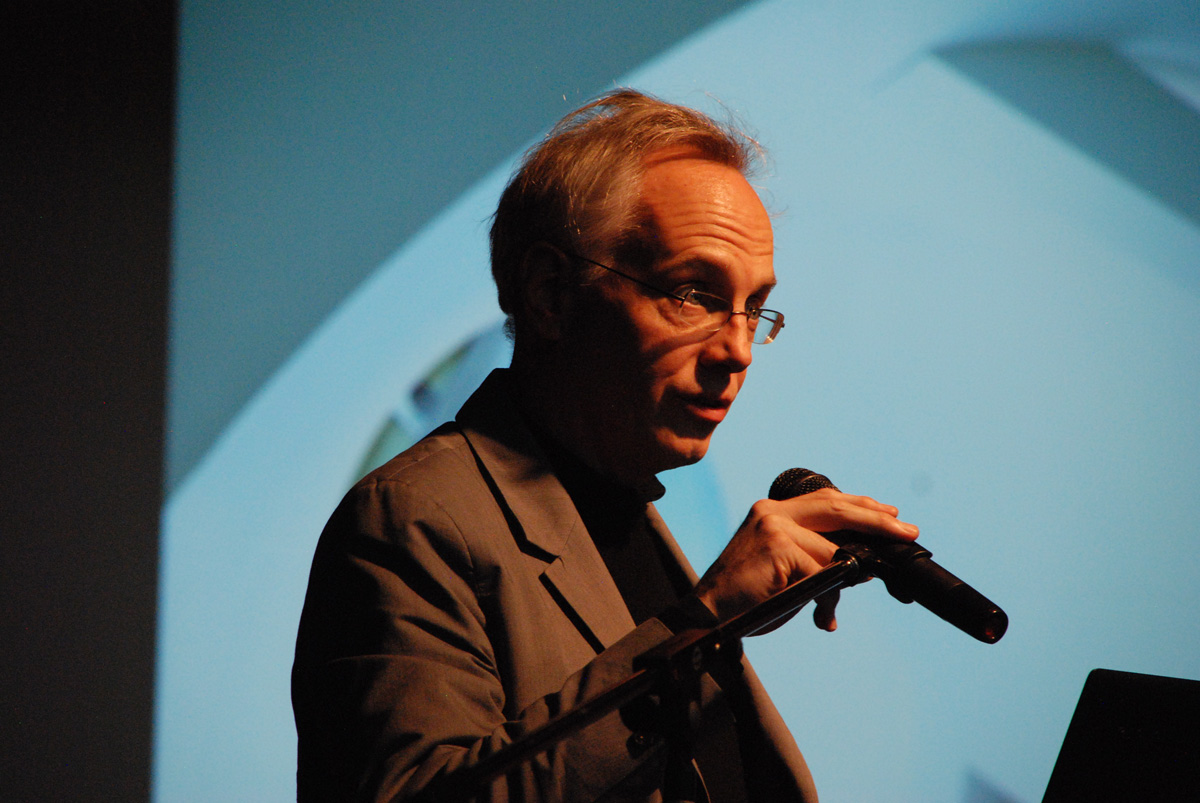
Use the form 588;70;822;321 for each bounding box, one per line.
489;89;764;341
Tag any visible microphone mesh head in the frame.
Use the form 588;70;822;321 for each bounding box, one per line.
768;468;838;500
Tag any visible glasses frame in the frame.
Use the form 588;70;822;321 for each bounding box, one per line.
566;251;785;345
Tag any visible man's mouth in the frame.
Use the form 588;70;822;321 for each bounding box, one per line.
680;394;732;423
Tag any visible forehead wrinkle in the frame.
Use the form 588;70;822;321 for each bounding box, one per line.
667;214;773;252
654;210;774;263
633;155;774;284
647;182;771;240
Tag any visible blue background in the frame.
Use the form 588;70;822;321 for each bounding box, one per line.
157;2;1200;800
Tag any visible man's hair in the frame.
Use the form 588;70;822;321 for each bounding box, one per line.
489;88;764;339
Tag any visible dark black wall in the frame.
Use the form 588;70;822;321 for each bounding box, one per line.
1;2;175;799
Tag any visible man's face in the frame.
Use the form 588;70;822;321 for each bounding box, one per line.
558;149;776;483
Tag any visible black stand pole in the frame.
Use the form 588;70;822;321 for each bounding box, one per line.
429;552;869;802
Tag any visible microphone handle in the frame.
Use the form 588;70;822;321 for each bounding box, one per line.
824;531;1008;643
769;468;1007;644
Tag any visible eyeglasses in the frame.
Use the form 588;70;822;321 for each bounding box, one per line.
568;252;785;345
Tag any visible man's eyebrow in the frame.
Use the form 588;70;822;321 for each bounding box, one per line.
663;256;734;276
657;259;777;294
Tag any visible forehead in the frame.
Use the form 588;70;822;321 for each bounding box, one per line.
637;150;775;287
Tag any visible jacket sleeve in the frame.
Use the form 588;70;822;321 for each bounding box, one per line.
292;474;673;803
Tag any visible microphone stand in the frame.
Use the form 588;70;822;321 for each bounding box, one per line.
427;550;872;803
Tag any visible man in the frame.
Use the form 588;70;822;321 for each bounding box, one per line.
292;90;918;801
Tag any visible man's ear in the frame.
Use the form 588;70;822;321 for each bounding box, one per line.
516;242;573;341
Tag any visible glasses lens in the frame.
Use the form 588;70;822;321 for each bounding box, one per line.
677;291;783;344
752;310;783;345
677;290;729;330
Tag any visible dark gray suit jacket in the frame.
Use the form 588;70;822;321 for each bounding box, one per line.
292;370;817;802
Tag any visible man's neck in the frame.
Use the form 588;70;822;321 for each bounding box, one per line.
509;356;652;491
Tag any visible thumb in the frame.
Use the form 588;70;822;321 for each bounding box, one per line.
813;589;840;632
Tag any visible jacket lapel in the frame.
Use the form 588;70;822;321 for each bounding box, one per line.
645;502;701;587
457;370;635;651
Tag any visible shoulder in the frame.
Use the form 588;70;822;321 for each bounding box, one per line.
364;421;481;497
322;422;505;563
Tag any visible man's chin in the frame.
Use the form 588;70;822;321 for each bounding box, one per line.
655;434;712;472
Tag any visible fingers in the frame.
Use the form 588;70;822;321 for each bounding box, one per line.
772;488;919;542
697;486;919;630
762;511;838;567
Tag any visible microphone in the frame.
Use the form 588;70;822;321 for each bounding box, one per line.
769;468;1008;644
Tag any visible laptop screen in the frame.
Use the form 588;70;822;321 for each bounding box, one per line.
1042;668;1200;802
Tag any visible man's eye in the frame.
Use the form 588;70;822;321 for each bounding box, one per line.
688;292;729;314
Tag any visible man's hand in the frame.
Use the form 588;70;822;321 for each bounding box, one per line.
692;488;919;632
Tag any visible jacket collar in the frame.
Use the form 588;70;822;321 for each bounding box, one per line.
456;369;636;649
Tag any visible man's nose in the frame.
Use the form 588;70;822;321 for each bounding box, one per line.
703;311;755;369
